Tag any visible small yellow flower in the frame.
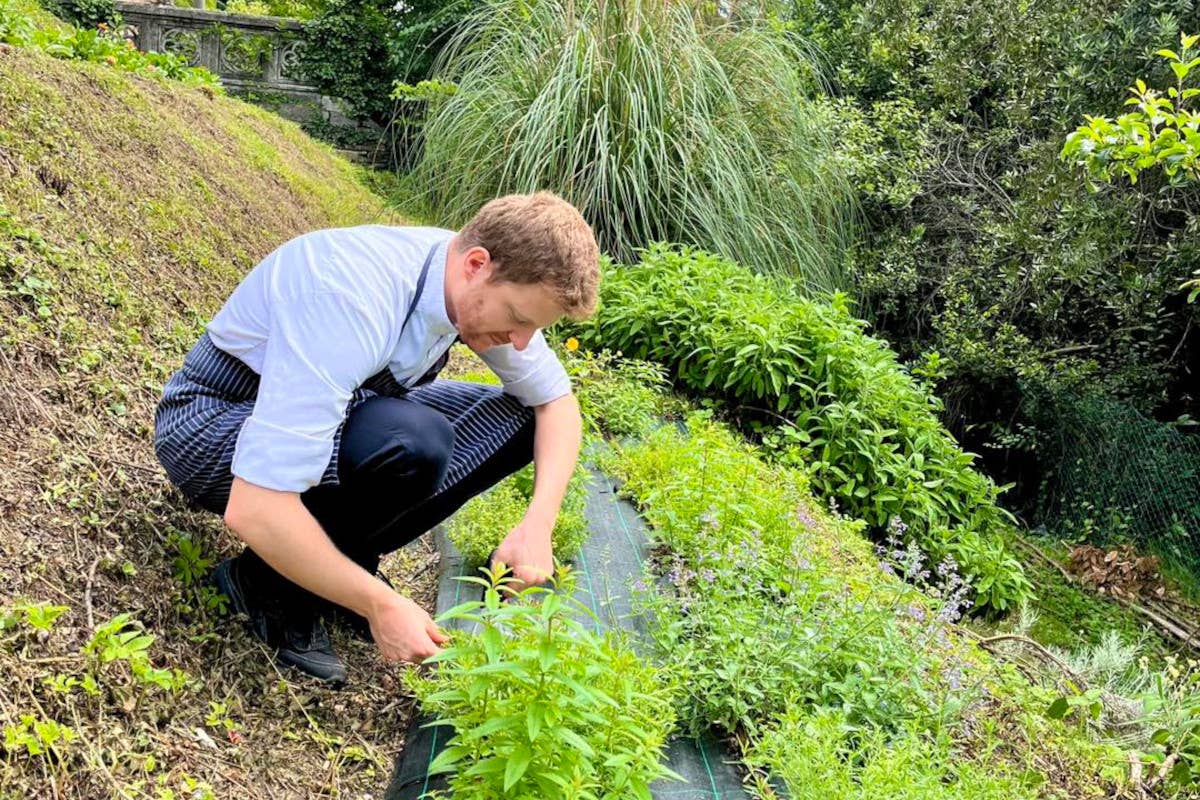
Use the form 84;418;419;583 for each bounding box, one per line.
565;337;579;352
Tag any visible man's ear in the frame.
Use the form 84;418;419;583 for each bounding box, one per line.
464;246;492;281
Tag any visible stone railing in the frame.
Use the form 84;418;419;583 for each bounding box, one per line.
113;1;381;159
115;1;308;91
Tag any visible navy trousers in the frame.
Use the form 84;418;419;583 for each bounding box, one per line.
154;333;536;605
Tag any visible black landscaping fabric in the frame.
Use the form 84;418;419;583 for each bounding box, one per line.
384;467;753;799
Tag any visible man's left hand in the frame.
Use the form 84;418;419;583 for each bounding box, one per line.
491;520;554;593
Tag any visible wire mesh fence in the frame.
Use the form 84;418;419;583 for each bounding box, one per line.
1023;385;1200;593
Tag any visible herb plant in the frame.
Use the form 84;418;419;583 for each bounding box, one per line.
405;565;680;800
573;245;1029;611
446;463;591;566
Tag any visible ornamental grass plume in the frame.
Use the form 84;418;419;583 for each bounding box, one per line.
406;0;854;293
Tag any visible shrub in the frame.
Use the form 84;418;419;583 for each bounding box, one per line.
777;2;1200;540
445;463;591;566
602;413;1123;797
560;346;680;442
744;707;1035;800
297;0;401;124
40;0;114;28
406;0;853;292
574;244;1029;611
1062;33;1200;187
405;565;679;799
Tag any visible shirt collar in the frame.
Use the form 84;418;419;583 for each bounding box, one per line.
417;236;458;338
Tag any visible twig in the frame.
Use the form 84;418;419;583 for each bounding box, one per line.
1114;596;1200;652
1012;534;1074;583
83;556;101;632
971;633;1085;686
1155;594;1200;614
1128;751;1148;800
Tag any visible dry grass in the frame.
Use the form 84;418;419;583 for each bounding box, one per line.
0;43;443;798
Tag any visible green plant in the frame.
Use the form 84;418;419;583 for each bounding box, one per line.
1138;654;1200;788
169;530;212;587
1063;33;1200;187
1185;268;1199;303
1046;687;1106;731
446;463;591;566
405;564;679;799
743;707;1034;800
85;614;190;692
41;0;115;28
601;412;1121;796
558;344;678;442
0;1;223;87
573;244;1029;611
9;601;69;632
297;0;403;124
2;715;76;762
408;0;853;291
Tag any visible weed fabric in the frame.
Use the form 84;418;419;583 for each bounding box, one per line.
385;467;753;799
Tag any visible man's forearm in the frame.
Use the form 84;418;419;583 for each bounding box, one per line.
524;392;583;529
223;477;392;618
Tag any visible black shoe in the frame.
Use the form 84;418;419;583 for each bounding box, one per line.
214;556;348;685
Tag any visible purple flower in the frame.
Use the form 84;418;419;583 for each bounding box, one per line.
793;506;816;528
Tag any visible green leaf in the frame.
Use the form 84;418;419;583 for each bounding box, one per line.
526;702;544;742
427;744;466;776
503;744;532;791
1046;697;1069;720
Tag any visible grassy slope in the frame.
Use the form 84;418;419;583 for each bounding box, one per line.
0;33;437;799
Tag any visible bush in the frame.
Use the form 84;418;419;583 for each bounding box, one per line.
560;346;680;442
1062;34;1200;187
573;244;1030;611
297;0;400;124
405;0;853;293
405;565;679;799
775;1;1200;530
445;463;591;567
602;414;1123;797
40;0;113;28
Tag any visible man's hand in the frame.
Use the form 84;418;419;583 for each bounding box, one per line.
492;519;554;592
366;592;449;663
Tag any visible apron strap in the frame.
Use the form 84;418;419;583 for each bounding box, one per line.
400;243;438;338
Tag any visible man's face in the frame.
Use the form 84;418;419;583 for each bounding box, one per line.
455;261;566;353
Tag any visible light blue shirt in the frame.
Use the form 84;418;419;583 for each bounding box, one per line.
206;225;571;492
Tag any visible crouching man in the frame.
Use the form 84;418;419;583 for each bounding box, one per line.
153;192;599;683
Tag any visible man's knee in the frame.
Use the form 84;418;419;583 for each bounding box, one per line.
339;397;454;494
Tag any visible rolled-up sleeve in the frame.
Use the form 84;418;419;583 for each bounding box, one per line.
479;331;572;407
231;291;389;492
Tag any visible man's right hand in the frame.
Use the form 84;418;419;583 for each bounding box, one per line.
367;592;449;663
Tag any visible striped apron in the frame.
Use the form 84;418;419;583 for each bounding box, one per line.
153;249;533;515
